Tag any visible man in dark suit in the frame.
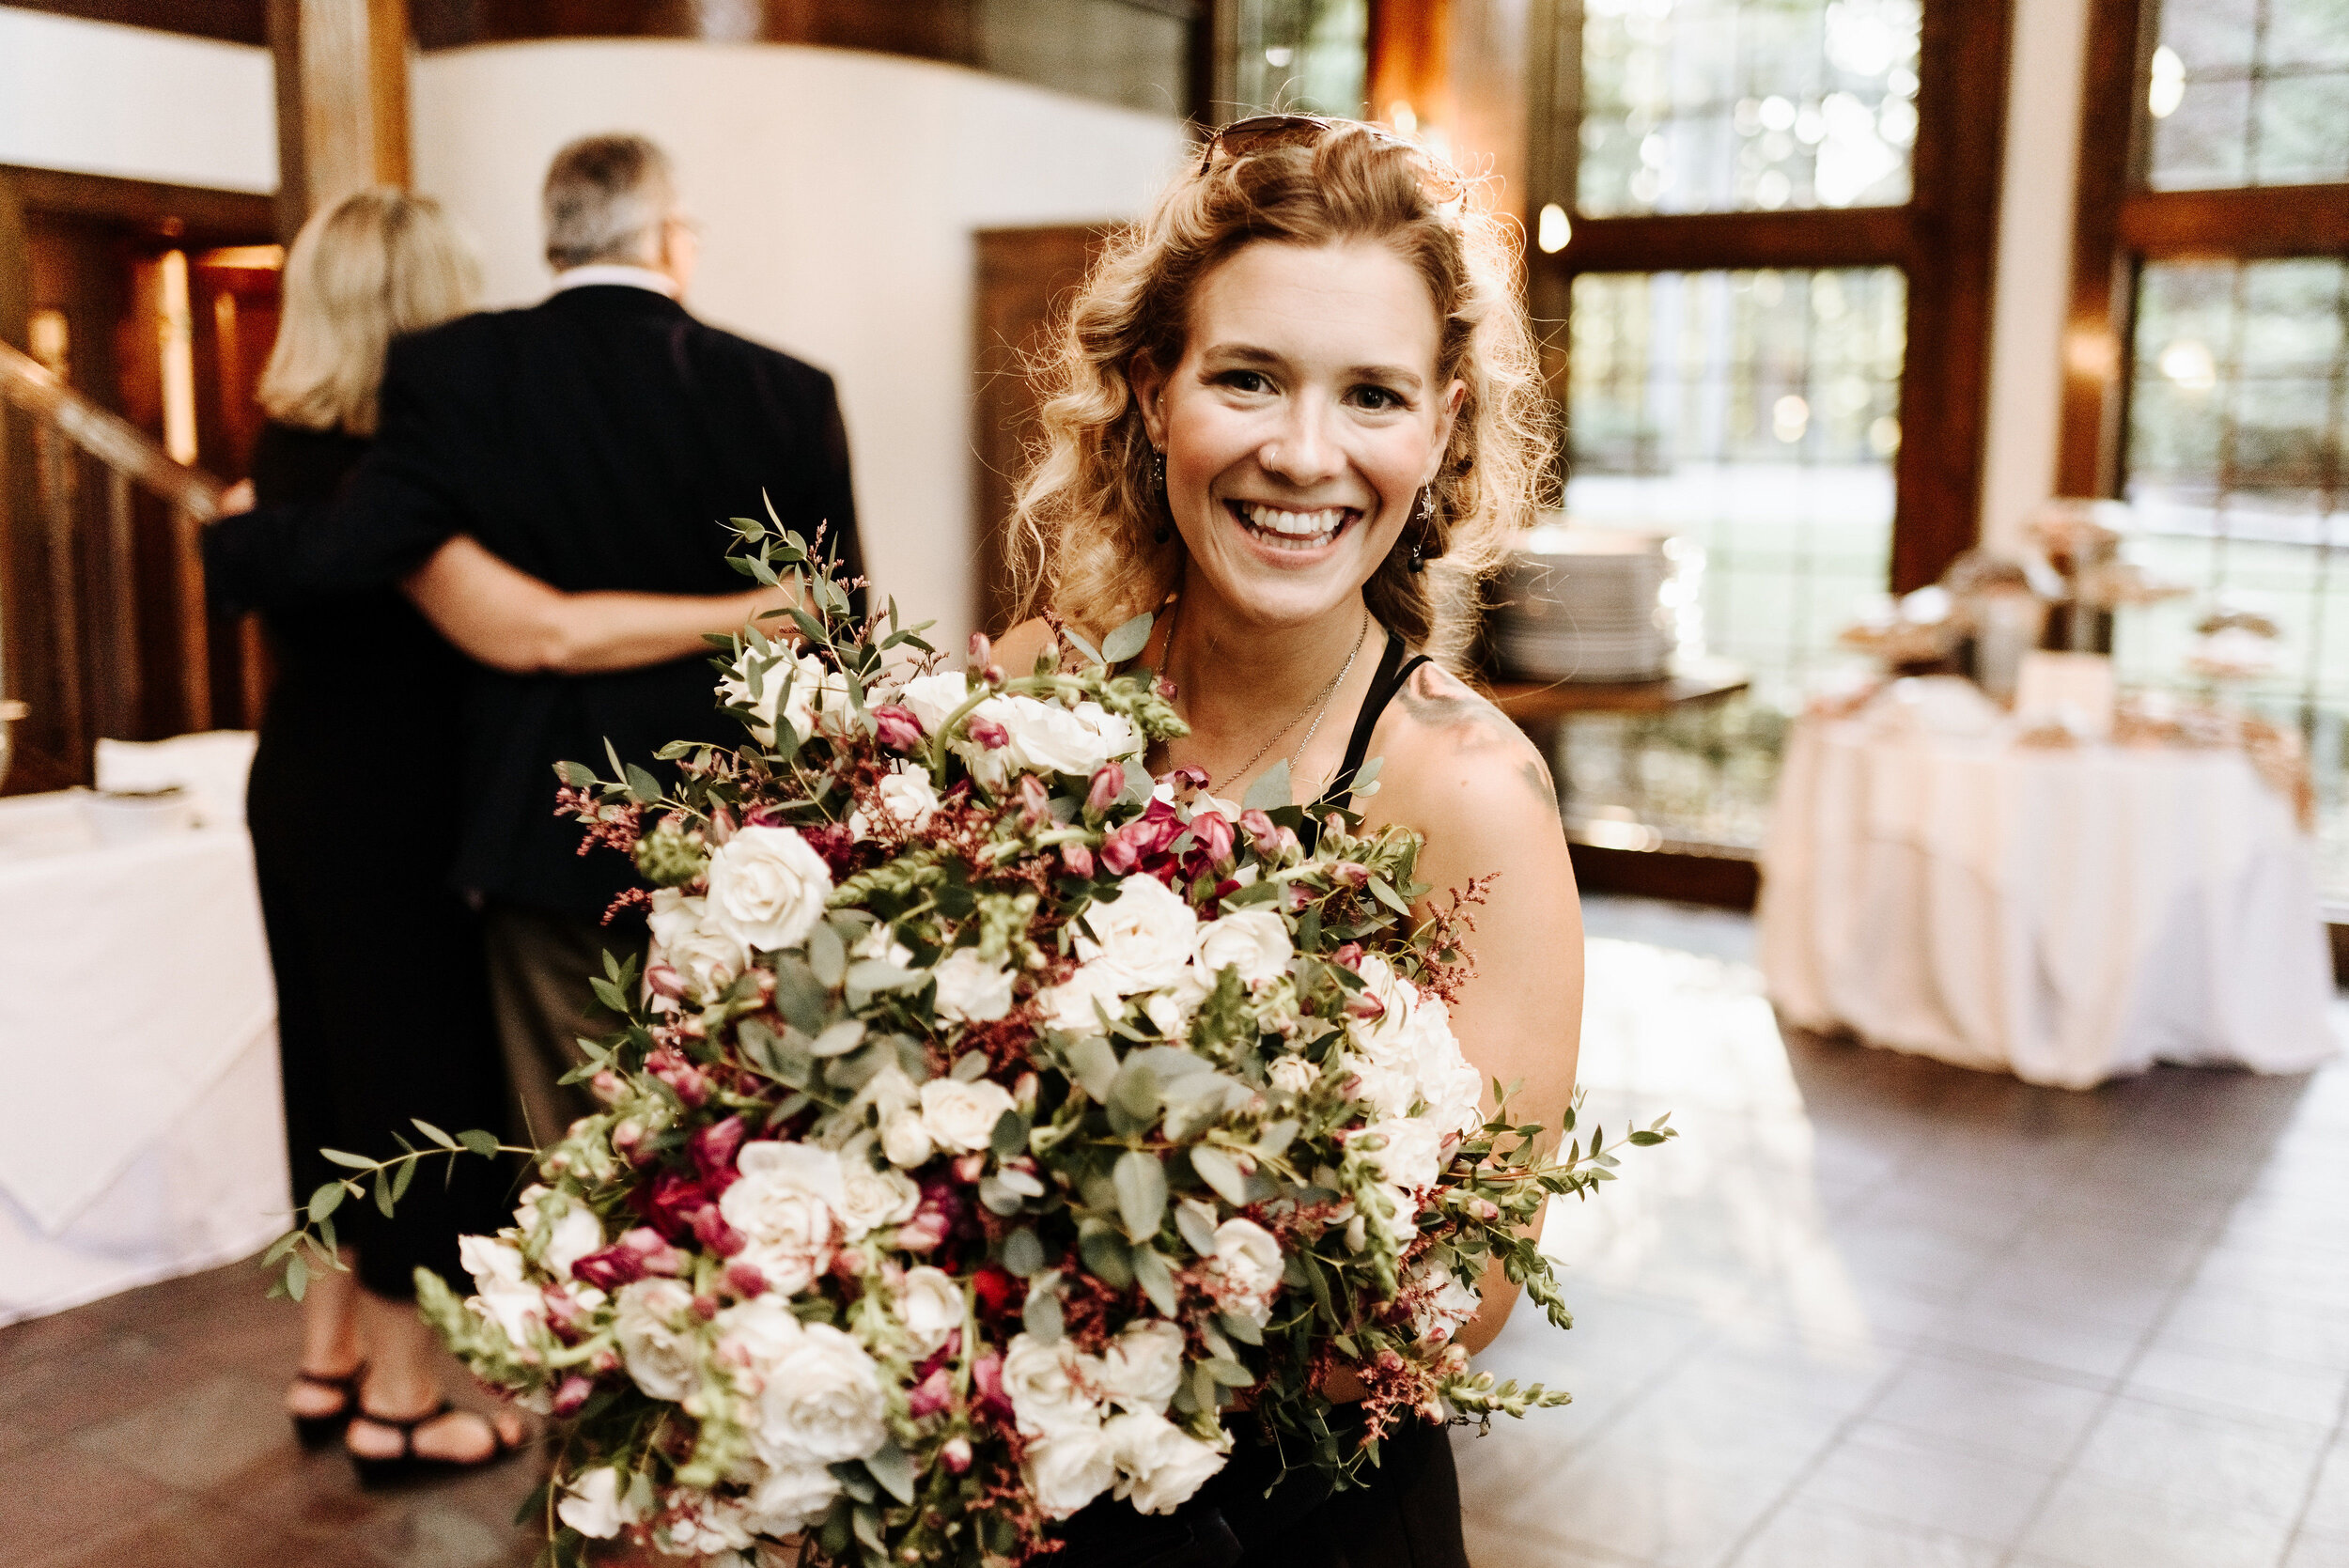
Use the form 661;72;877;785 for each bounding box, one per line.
208;133;863;1141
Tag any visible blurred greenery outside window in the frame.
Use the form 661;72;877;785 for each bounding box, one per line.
1552;0;1921;854
2114;0;2349;897
1227;0;1370;116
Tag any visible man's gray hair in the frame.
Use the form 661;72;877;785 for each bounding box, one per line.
542;133;677;271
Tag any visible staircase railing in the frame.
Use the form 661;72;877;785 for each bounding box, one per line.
0;339;226;765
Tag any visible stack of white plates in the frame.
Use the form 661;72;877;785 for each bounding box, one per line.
1491;525;1673;683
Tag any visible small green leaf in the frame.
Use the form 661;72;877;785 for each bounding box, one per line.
1100;612;1153;665
286;1251;309;1301
1066;1034;1121;1100
458;1128;501;1158
1022;1270;1065;1341
1079;1223;1134;1289
623;764;662;804
307;1182;344;1222
1218;1310;1263;1346
373;1169;396;1218
412;1118;458;1150
806;922;848;988
1001;1228;1046;1277
1131;1245;1178;1315
1113;1148;1167;1240
863;1441;916;1506
809;1019;867;1057
1190;1144;1250;1207
989;1109;1030;1159
1242;759;1293;812
1367;876;1413;918
320;1148;374;1170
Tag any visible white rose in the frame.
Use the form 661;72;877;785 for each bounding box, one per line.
516;1187;604;1280
1363;1115;1445;1196
896;1265;966;1356
721;1142;844;1295
459;1235;544;1344
1023;1429;1117;1520
757;1323;888;1463
1344;1052;1420;1119
705;826;834;953
614;1279;702;1402
1105;1411;1229;1515
1408;1263;1483;1347
919;1076;1017;1155
1208;1218;1284;1324
932;947;1017;1023
880;1108;936;1169
1000;696;1142;776
722;645;848;747
1345;954;1419;1065
1097;1319;1185;1415
853;1063;923;1120
646;888;750;1002
838;1160;921;1240
851;764;942;841
1406;1000;1485;1139
1038;961;1127;1033
741;1462;839;1536
1193;910;1292;987
713;1294;804;1384
1078;875;1199;994
900;671;973;735
660;1498;755;1557
1003;1331;1106;1436
1268;1056;1319;1096
556;1467;640;1539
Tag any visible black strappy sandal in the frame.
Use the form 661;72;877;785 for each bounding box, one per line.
347;1399;527;1489
288;1362;366;1451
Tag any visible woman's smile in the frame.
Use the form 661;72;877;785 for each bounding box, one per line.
1226;499;1362;553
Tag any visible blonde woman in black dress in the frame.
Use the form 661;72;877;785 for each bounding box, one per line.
232;188;795;1483
995;118;1583;1567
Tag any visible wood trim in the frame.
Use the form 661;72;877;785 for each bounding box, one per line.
2119;184;2349;260
1889;0;2014;591
0;343;226;513
2054;0;2151;499
1533;205;1913;277
0;0;266;45
1567;841;1759;910
0;166;274;243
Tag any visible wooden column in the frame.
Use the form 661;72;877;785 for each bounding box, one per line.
1370;0;1535;231
270;0;412;240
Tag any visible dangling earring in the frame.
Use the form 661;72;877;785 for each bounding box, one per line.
1151;449;1172;544
1407;487;1439;574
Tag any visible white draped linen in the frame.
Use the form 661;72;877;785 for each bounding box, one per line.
0;734;287;1324
1759;702;2341;1089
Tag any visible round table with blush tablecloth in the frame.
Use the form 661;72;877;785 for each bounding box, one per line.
0;734;288;1324
1757;705;2341;1090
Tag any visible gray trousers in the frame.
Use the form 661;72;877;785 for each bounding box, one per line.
482;902;646;1151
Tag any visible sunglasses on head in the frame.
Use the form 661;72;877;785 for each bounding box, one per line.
1193;114;1467;199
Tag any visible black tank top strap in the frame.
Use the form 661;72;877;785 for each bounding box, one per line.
1310;629;1429;832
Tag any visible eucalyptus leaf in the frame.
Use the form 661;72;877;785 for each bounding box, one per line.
1022;1271;1065;1342
307;1182;344;1223
1113;1148;1167;1240
320;1148;374;1170
809;1019;867;1058
1001;1228;1046;1277
1078;1222;1135;1289
863;1442;916;1506
1174;1198;1219;1258
989;1109;1031;1158
1190;1144;1251;1207
806;922;848;989
412;1118;458;1150
1218;1310;1264;1346
1066;1033;1121;1100
1241;759;1294;812
457;1128;501;1158
1131;1245;1178;1316
1100;612;1153;665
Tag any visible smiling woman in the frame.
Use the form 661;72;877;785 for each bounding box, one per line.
992;117;1582;1568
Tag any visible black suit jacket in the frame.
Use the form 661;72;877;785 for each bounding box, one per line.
206;285;863;923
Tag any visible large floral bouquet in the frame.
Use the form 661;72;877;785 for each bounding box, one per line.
268;520;1669;1568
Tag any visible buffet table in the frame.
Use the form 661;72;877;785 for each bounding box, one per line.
1759;691;2340;1089
0;734;287;1323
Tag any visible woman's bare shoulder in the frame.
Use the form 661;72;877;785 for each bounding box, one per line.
992;617;1060;675
1370;661;1561;835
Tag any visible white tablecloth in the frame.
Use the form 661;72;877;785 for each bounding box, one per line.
1759;706;2341;1089
0;734;288;1323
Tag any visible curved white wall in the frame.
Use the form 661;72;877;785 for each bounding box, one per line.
0;10;275;193
412;40;1187;648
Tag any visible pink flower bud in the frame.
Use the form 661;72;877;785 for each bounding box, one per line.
1013;1073;1039;1110
982;663;1005;687
1155;676;1179;702
1086;762;1126;815
724;1261;770;1297
941;1436;974;1474
1346;990;1387;1022
590;1346;622;1375
1098;830;1141;876
1170;765;1210;797
1061;842;1096;879
1468;1198;1501;1222
1332;862;1372;890
550;1375;595;1418
953;1152;988;1185
590;1070;627;1106
1239;809;1280;852
692;1294;722;1321
1189;811;1235;867
872;704;925;752
968;716;1010;751
907;1366;957;1419
645;963;685;1001
896;1210;949;1252
707;803;738;845
692;1204;746;1257
619;1226;687;1277
1017;773;1050;826
1439;1344;1470;1374
970;632;993;667
1276;827;1302;861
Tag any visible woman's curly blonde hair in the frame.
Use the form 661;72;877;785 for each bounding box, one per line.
1004;120;1555;669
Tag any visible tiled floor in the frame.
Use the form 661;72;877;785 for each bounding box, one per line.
3;894;2342;1567
1455;897;2349;1568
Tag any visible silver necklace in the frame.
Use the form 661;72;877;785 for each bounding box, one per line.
1211;611;1372;789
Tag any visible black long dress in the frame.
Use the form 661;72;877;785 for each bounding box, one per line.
1054;628;1470;1568
241;420;509;1299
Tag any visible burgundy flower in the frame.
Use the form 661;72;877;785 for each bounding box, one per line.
688;1116;748;1193
968;715;1010;751
642;1171;714;1242
692;1204;746;1258
907;1366;957;1419
972;1353;1014;1421
1239;809;1282;856
1188;810;1236;868
1061;842;1096;879
798;821;862;878
646;1048;709;1109
971;1265;1019;1318
569;1245;646;1291
550;1375;595;1418
941;1436;974;1475
617;1225;688;1277
723;1261;770;1298
871;704;924;752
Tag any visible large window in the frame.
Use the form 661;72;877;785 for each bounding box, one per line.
1528;0;2004;863
2064;0;2349;898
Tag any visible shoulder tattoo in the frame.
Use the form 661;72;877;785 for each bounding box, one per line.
1395;664;1559;810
